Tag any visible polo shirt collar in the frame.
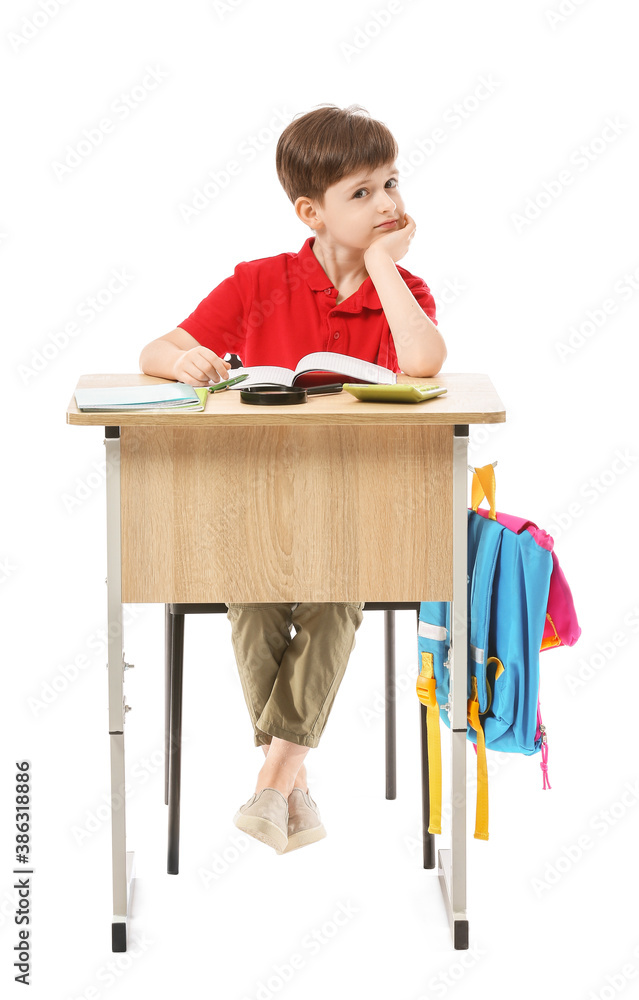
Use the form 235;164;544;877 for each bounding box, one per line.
296;237;382;311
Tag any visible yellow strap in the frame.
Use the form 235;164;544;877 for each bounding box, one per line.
470;463;497;520
491;657;505;682
483;656;505;717
416;652;442;835
470;473;485;514
468;676;489;840
540;612;562;650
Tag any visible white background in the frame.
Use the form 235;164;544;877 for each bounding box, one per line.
2;0;637;997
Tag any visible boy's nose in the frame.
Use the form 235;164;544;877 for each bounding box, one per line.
376;191;397;211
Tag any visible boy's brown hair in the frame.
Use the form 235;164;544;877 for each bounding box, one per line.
276;104;398;208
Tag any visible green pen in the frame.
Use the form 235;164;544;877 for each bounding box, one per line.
207;372;250;393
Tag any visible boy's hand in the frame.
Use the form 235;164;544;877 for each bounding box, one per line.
365;212;417;265
172;346;232;386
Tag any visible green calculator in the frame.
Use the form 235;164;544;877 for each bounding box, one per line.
343;383;448;404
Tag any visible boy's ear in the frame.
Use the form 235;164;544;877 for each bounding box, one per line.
295;195;324;232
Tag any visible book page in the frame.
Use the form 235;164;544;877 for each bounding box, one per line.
225;365;295;388
292;352;396;385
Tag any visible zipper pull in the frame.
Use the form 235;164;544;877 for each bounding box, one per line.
539;723;551;790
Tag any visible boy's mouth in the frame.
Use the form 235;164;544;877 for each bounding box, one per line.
375;219;398;229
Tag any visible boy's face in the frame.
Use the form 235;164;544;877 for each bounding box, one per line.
304;161;406;252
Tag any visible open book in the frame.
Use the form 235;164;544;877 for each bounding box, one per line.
226;352;397;389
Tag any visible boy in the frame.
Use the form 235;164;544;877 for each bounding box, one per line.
139;104;446;855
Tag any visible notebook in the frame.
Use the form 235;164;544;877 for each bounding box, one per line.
74;384;207;411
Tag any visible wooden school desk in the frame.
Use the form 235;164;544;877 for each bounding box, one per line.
66;372;506;952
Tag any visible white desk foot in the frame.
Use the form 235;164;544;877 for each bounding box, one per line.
112;851;136;952
110;729;134;951
438;849;469;949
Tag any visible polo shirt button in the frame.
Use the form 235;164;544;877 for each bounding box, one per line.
324;288;332;295
333;331;340;339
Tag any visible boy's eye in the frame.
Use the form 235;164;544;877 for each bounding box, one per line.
353;178;398;199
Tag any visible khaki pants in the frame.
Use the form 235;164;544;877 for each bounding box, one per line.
226;602;365;748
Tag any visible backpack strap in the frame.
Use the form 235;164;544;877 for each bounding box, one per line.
541;612;562;650
467;675;489;840
470;463;497;520
416;651;442;835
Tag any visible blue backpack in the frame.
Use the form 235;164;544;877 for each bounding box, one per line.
416;464;580;840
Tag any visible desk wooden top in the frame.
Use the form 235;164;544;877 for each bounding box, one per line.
66;372;505;426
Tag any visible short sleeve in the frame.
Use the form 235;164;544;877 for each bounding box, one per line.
178;261;253;357
401;271;438;325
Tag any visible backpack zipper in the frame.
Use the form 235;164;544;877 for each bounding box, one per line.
537;701;551;790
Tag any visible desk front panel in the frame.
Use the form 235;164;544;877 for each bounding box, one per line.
120;424;453;603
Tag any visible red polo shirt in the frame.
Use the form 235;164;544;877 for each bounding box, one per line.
178;236;437;372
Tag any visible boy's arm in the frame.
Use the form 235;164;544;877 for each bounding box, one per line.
364;216;447;377
139;327;231;385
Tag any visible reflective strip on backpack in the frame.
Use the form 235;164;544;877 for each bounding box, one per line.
470;644;484;664
418;620;448;642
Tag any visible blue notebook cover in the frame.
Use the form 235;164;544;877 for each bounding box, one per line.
75;383;204;411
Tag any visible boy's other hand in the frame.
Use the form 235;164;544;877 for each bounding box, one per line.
365;212;417;265
173;346;232;386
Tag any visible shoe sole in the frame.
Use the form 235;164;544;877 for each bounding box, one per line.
233;812;288;854
281;823;327;854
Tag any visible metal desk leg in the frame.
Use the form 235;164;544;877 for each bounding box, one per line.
105;427;135;952
167;613;185;875
437;425;469;950
384;610;397;799
164;605;173;806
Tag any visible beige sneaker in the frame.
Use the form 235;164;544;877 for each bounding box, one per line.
233;788;289;853
280;788;327;853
